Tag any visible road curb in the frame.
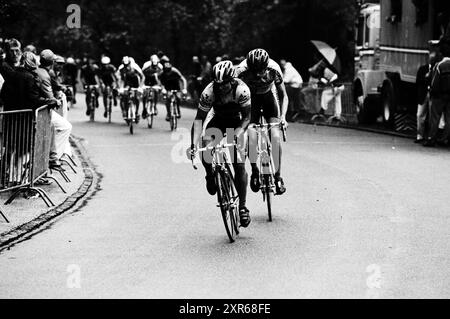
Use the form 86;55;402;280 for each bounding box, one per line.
0;135;99;251
296;120;415;139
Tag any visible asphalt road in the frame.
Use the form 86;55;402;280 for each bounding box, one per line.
1;95;450;299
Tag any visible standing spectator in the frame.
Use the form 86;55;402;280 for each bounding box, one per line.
36;49;73;168
0;39;22;82
280;59;303;122
190;56;202;102
415;50;440;143
1;51;56;111
425;37;450;147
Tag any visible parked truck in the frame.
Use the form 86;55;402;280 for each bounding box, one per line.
354;0;449;127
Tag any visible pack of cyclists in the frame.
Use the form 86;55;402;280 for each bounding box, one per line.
76;49;288;227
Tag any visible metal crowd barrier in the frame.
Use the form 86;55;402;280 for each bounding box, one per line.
299;82;357;124
0;105;69;220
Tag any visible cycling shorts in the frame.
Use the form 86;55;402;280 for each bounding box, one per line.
250;86;280;123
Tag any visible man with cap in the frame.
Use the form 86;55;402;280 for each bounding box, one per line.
36;49;73;169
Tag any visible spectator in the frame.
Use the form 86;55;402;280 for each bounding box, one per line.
0;51;56;111
415;50;439;143
36;49;73;168
0;39;22;82
426;36;450;147
280;59;303;122
190;55;202;101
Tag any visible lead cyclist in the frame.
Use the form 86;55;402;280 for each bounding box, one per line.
235;48;288;195
187;61;253;228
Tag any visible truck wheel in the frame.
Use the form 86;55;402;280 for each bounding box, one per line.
381;80;396;127
358;95;379;124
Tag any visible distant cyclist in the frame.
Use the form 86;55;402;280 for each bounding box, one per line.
99;56;119;118
118;56;145;120
142;54;163;118
187;61;252;228
80;55;100;116
159;57;188;121
62;57;78;104
236;48;288;195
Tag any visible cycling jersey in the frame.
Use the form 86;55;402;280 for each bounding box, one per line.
120;67;141;88
199;78;251;120
235;59;284;95
81;64;99;86
159;68;183;91
99;64;117;86
142;63;162;86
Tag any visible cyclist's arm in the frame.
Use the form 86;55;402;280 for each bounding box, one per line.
191;87;213;148
235;105;251;139
191;108;209;149
276;82;289;122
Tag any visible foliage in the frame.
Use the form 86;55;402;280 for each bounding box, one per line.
0;0;358;80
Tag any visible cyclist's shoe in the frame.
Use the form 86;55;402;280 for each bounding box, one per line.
275;176;286;195
250;170;260;193
176;110;181;119
113;98;118;107
165;115;170;122
205;174;216;196
239;207;251;228
142;110;148;119
86;109;91;116
103;111;108;118
154;107;158;116
135;114;141;124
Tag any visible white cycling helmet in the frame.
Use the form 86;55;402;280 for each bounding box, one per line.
150;54;159;64
101;56;111;64
213;60;235;83
122;56;130;65
66;57;75;65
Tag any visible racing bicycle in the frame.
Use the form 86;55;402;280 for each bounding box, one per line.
143;85;160;129
86;85;99;122
163;90;184;131
192;137;240;243
121;87;141;135
250;111;287;222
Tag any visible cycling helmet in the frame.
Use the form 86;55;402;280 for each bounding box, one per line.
150;54;159;64
101;56;111;64
66;57;75;65
55;55;65;64
122;56;130;65
160;55;170;63
213;60;235;83
246;48;269;72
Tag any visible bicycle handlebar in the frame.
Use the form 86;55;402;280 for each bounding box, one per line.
191;142;237;170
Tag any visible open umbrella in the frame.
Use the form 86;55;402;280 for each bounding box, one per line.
310;40;341;74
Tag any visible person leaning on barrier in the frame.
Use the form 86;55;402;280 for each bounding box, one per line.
0;51;57;111
36;49;73;169
425;36;450;147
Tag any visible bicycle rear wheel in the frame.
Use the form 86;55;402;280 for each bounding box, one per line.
148;101;154;129
108;97;112;123
90;95;95;122
216;170;239;243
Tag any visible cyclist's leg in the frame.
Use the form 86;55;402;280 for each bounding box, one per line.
248;95;262;192
233;129;248;210
201;118;222;195
176;93;181;118
165;97;171;121
263;88;285;194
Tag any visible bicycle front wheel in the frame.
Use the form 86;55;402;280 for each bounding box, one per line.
216;170;239;243
90;96;95;122
264;174;274;222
